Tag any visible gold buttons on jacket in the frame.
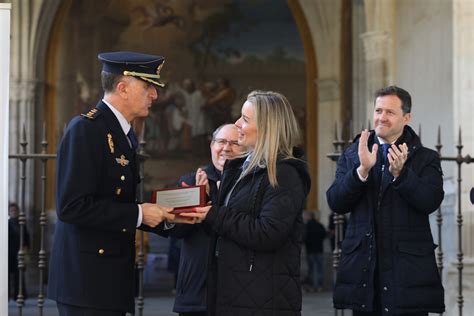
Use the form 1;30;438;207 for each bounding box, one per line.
98;248;105;255
116;188;122;195
120;175;125;181
122;228;127;233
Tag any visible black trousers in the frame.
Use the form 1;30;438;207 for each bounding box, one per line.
57;302;126;316
179;313;207;316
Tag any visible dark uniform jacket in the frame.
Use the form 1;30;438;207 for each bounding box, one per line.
205;149;311;316
47;101;164;313
170;164;220;313
326;126;445;314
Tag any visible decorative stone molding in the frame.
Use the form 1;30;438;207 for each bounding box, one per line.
360;31;389;62
315;78;339;103
9;80;37;103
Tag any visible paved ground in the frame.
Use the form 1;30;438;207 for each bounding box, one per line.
8;291;335;316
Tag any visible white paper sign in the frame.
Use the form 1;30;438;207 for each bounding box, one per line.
155;186;201;208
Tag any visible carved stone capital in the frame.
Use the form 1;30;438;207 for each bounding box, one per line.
315;78;339;103
360;31;390;62
9;79;38;103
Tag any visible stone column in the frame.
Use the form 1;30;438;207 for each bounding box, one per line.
9;80;37;207
352;0;367;131
296;0;343;222
361;0;395;122
360;31;390;121
7;0;45;301
446;1;474;315
315;78;341;219
8;0;41;213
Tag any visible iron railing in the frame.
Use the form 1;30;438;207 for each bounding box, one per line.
9;121;473;316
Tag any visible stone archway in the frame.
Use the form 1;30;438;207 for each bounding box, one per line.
287;0;318;209
41;0;311;209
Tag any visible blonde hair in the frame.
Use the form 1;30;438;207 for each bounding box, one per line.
240;90;300;187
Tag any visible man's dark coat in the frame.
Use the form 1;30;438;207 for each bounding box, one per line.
326;126;445;314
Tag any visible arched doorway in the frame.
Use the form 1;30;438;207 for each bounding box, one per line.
43;0;318;209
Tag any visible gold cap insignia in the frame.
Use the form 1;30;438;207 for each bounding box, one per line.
156;60;165;77
107;133;115;153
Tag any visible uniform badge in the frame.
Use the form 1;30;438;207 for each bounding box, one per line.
81;108;99;120
107;133;115;153
116;155;129;166
156;60;165;77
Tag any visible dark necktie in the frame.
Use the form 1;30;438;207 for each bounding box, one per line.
127;129;139;151
382;143;390;165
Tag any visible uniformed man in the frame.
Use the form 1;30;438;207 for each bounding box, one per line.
47;51;186;316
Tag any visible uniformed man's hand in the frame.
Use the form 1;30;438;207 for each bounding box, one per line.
141;203;175;227
357;129;378;179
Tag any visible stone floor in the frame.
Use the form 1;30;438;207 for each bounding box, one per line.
8;291;335;316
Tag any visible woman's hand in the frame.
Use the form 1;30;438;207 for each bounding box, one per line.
168;215;199;224
179;205;212;223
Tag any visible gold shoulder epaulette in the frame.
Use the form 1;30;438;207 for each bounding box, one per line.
81;108;100;120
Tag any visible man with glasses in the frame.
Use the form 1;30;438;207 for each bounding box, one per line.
169;124;244;316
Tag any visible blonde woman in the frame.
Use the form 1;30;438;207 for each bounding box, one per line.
184;90;311;315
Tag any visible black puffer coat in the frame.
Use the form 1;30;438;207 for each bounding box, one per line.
326;126;445;314
205;149;311;316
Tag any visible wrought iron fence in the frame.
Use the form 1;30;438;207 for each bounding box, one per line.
9;121;474;316
327;123;474;316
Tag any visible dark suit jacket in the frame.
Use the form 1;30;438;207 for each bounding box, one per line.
47;101;164;313
170;164;220;313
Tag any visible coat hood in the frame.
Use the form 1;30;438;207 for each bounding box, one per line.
224;147;311;195
278;147;311;196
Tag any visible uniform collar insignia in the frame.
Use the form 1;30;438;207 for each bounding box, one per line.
81;108;100;120
116;154;129;166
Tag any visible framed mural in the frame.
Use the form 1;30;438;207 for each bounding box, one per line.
55;0;305;193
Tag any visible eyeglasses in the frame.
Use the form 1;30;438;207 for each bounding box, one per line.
213;138;240;147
